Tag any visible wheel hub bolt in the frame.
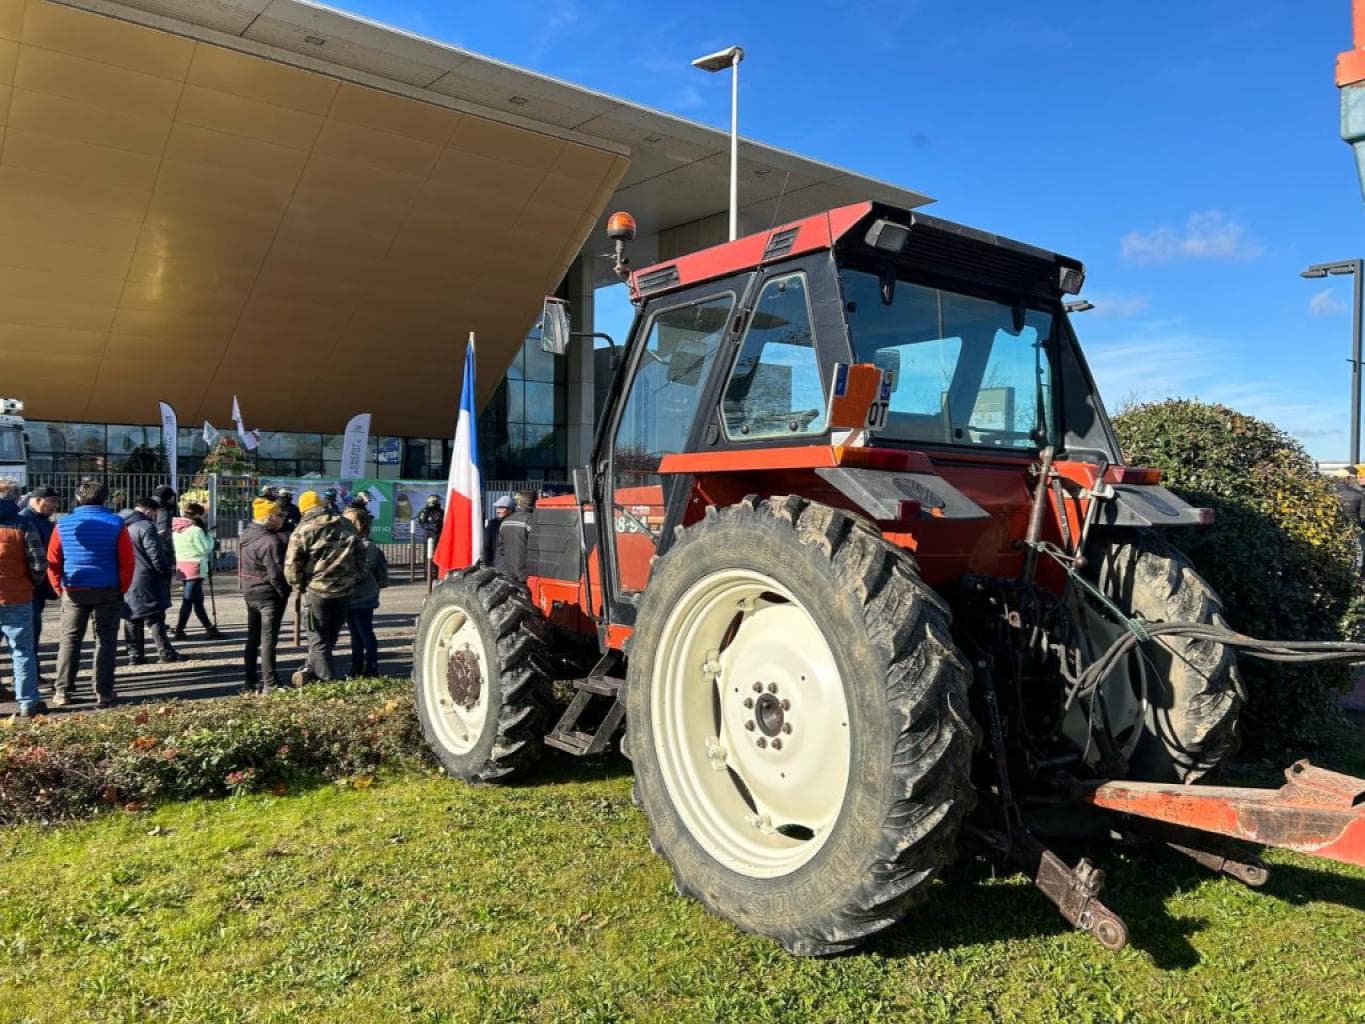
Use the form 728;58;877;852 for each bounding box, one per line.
782;723;792;734
780;699;790;711
752;682;763;693
767;683;778;693
743;697;754;709
771;738;782;750
744;720;756;731
756;737;767;748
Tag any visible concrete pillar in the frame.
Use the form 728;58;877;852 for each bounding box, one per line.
564;254;596;469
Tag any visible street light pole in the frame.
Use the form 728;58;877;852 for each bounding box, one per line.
1301;258;1365;465
692;46;745;241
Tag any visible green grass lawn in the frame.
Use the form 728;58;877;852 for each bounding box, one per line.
1;752;1362;1024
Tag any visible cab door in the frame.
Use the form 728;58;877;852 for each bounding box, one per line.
597;285;743;621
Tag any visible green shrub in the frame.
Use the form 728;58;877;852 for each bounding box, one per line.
1111;399;1359;751
0;678;430;825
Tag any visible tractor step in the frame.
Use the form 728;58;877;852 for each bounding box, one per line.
544;676;624;757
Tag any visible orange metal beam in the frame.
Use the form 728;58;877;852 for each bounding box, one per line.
1078;761;1365;869
1338;0;1365;86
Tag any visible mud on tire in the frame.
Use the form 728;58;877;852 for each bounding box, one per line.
413;566;550;782
1089;529;1245;783
626;496;978;956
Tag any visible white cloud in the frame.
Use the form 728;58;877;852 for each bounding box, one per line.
1309;288;1349;316
1120;211;1264;264
1084;293;1150;319
1083;323;1342;457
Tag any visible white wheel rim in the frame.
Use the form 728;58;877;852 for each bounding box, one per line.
650;568;851;878
421;602;491;756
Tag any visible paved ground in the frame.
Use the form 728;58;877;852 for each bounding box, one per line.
0;581;431;716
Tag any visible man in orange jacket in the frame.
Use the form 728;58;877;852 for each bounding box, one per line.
0;476;47;716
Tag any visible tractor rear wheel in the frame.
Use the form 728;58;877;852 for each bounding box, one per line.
626;496;977;956
413;567;549;782
1083;529;1245;783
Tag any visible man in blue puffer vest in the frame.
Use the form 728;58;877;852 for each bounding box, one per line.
46;479;135;708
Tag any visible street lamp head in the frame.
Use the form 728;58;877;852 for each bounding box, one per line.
1302;260;1360;278
692;46;743;72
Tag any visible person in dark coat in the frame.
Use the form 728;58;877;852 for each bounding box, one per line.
277;488;301;533
153;485;178;554
342;506;388;678
238;497;291;694
120;497;180;664
18;485;59;655
493;490;535;583
484;494;514;562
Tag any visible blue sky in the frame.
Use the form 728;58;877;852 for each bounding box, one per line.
335;0;1364;460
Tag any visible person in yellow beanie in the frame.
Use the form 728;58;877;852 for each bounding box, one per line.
284;487;362;684
238;497;291;694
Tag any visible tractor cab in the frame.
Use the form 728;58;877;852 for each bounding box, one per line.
536;202;1192;635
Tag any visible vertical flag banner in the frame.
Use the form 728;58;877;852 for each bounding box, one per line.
231;395;259;451
434;334;483;575
340;413;372;480
202;421;219;448
158;401;178;492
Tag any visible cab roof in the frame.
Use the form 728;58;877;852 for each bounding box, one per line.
628;201;1085;302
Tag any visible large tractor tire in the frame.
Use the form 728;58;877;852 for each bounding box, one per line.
413;567;550;782
1083;529;1245;783
626;496;978;956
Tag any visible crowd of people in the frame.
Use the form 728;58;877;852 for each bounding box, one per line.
0;475;542;718
0;477;394;716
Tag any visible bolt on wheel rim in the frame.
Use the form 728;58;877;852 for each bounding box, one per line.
650;568;851;878
422;603;490;755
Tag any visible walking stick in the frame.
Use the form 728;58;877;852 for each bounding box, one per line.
293;590;302;648
207;560;218;627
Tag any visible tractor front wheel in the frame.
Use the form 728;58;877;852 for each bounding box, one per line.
413;567;549;782
626;496;977;956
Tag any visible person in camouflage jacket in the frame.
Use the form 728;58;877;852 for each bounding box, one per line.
284;490;362;685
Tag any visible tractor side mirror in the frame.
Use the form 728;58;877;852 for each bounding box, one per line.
540;297;571;355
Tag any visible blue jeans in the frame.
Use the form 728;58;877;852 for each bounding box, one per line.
0;602;39;710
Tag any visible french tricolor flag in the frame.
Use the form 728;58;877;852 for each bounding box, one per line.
433;334;483;576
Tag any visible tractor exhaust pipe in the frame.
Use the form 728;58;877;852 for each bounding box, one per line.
1020;445;1055;583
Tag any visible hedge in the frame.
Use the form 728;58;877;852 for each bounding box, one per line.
1112;399;1360;750
0;678;431;825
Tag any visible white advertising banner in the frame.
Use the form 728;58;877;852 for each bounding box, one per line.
158;401;178;491
340;413;372;480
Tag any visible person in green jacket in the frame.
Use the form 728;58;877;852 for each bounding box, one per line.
171;502;223;640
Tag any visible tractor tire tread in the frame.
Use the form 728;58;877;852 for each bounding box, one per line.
630;495;977;956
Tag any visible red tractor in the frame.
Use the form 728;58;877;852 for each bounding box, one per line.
414;202;1365;955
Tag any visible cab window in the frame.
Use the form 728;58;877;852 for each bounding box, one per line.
722;273;827;440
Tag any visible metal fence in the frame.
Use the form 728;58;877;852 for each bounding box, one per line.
24;470;545;584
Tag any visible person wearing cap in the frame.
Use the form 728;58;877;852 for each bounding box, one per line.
18;485;58;656
494;490;536;583
418;494;444;542
484;494;514;562
239;497;291;694
47;478;136;709
120;496;180;666
285;490;362;685
152;485;178;553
